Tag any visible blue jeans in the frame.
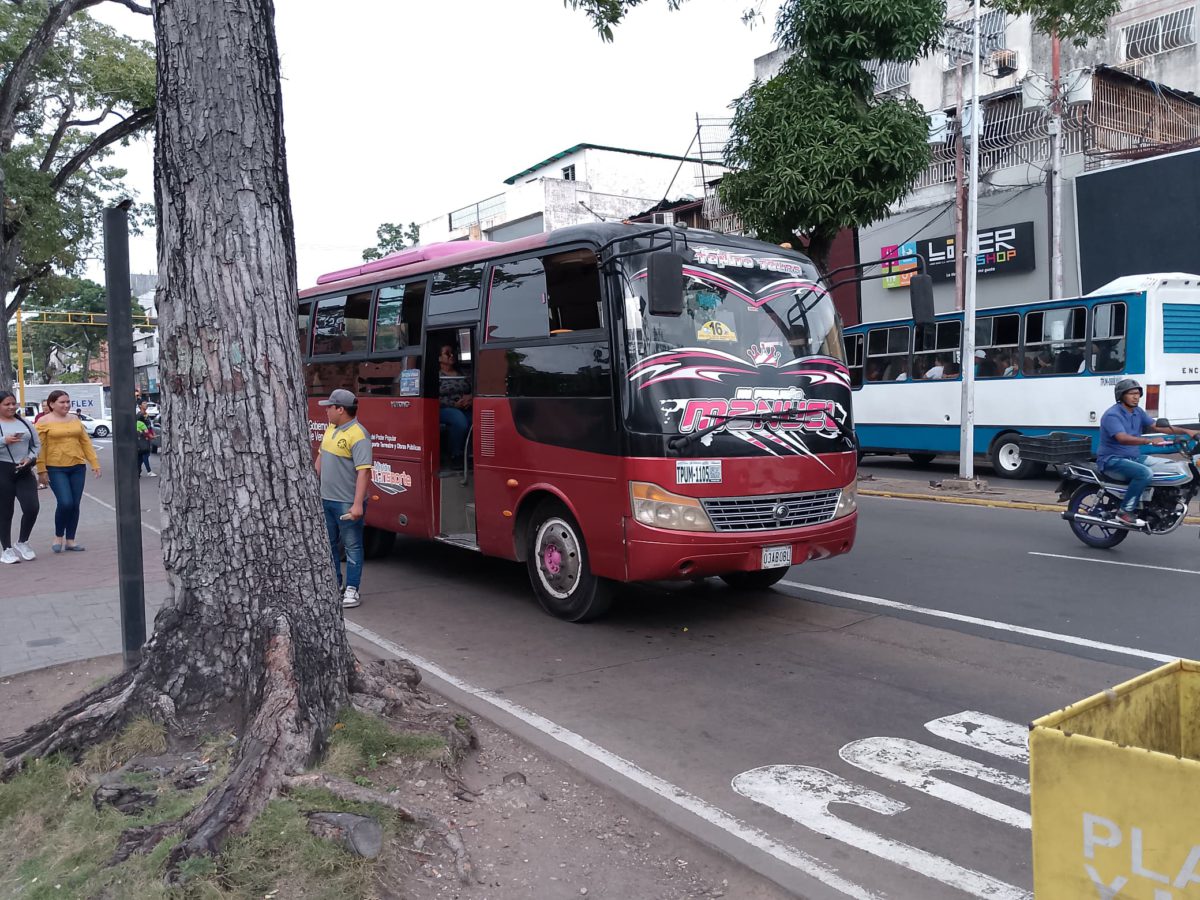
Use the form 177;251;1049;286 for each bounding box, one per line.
47;464;86;540
323;499;366;590
1103;457;1153;513
138;450;152;473
440;407;470;461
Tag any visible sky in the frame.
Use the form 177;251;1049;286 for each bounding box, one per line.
90;0;782;289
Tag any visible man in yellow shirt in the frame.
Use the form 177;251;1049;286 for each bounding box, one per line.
315;389;372;608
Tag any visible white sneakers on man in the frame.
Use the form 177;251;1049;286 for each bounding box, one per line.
0;547;19;564
342;586;361;609
14;542;35;560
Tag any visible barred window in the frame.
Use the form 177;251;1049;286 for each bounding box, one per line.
1124;8;1196;60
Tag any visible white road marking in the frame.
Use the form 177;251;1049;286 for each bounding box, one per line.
346;621;881;900
925;711;1030;764
840;737;1030;829
1028;550;1200;577
781;580;1177;664
84;491;161;535
732;766;1031;900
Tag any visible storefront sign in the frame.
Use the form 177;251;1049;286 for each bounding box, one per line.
883;221;1036;288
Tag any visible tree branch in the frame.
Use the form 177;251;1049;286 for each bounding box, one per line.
50;105;153;192
4;279;35;321
40;95;78;173
0;0;107;150
105;0;151;13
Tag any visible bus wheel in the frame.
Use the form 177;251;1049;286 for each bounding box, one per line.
362;526;395;560
908;452;937;466
720;568;789;590
526;503;612;622
989;434;1037;479
1067;484;1128;549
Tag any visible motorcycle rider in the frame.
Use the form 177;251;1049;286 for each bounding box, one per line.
1096;379;1199;526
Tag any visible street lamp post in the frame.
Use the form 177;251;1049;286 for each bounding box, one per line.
958;0;982;480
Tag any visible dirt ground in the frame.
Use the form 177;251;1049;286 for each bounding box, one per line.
1;656;792;900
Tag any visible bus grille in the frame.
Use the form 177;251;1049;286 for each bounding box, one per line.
702;489;842;532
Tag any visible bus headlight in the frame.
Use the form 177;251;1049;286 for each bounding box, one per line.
832;481;857;519
630;482;715;532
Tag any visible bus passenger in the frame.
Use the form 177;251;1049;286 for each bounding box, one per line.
865;362;883;382
923;355;946;379
439;344;472;463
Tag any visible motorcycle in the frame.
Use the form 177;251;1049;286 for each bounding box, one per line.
1057;431;1200;548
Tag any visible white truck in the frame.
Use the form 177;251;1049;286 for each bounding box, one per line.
19;382;109;420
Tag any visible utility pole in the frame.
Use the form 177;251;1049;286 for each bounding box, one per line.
1048;31;1064;299
954;63;967;310
958;0;982;480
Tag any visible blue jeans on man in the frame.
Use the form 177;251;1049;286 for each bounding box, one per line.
322;499;366;590
440;406;470;461
1102;457;1154;514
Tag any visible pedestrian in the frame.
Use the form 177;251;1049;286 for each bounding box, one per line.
33;400;50;423
0;391;40;564
36;389;101;553
315;388;372;609
136;403;156;477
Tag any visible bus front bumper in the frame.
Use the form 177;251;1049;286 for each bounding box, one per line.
622;513;857;582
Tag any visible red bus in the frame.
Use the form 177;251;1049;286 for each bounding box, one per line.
300;223;858;621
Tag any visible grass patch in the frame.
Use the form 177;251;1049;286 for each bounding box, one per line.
81;717;168;774
329;709;445;769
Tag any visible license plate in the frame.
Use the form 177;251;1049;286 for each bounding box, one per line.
761;545;792;569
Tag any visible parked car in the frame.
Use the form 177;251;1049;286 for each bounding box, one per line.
144;402;160;417
76;412;112;438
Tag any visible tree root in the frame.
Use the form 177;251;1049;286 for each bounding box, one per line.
414;812;474;886
0;668;142;780
281;772;415;820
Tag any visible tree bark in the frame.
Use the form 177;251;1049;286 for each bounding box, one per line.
2;0;353;867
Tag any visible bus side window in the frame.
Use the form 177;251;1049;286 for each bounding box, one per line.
373;280;425;353
429;265;484;318
485;249;602;342
1091;302;1126;373
298;302;312;357
914;320;961;379
313;290;371;356
975;313;1020;377
866;325;910;381
846;333;865;387
1024;307;1086;376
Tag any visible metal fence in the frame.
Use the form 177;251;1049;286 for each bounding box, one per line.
448;193;506;231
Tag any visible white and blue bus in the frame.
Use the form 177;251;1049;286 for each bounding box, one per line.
845;273;1200;478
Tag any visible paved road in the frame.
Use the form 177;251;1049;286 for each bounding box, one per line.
345;493;1198;899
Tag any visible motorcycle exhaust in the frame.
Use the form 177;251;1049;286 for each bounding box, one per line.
1061;511;1144;532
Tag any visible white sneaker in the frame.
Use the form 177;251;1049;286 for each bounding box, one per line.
146;472;157;477
341;586;361;609
0;548;19;564
13;542;35;561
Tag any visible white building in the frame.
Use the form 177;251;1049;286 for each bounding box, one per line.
417;143;725;244
755;0;1200;322
133;287;159;396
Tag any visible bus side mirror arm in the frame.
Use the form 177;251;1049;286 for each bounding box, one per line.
827;254;935;325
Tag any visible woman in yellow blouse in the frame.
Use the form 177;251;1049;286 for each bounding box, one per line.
36;390;101;553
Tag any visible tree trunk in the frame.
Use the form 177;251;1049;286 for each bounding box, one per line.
2;0;352;868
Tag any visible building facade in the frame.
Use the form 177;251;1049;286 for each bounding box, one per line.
757;0;1200;323
417;143;724;244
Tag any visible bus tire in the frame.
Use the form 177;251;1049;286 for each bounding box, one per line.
1067;484;1128;549
526;502;613;622
720;568;789;590
989;433;1037;479
362;526;395;560
908;452;937;466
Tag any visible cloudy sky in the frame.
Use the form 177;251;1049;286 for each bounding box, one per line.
92;0;781;288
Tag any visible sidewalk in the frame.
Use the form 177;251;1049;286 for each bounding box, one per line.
0;489;167;678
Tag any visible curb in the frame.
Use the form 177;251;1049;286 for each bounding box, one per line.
859;487;1200;524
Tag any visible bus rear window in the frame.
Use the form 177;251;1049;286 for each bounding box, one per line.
313;290;371;356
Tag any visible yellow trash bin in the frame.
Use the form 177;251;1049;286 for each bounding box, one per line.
1031;659;1200;898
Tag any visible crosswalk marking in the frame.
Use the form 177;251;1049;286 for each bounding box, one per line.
925;710;1030;764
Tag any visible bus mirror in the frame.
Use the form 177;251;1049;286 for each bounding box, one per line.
909;274;935;326
647;253;685;316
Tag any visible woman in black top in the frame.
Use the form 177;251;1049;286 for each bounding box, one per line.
0;391;40;563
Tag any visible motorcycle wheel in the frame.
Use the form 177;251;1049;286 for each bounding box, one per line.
1067;484;1129;549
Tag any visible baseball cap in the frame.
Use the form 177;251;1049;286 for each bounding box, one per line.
318;389;357;407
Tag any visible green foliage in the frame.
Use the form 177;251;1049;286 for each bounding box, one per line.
990;0;1120;45
361;221;420;261
329;708;446;765
563;0;683;41
721;54;931;258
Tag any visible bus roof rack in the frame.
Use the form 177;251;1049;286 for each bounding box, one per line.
315;241;496;285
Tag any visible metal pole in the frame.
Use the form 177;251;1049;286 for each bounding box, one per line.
1049;32;1064;299
103;204;146;669
959;0;982;480
954;63;966;311
15;308;24;405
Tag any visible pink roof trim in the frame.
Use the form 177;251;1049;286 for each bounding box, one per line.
315;241;496;285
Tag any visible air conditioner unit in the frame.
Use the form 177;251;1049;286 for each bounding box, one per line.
652;212;675;226
990;48;1019;77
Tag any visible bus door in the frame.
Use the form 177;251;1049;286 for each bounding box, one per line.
427;325;477;546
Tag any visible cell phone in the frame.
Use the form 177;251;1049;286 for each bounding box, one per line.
339;512;354;521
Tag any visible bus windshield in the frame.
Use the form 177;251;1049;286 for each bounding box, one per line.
619;244;852;454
